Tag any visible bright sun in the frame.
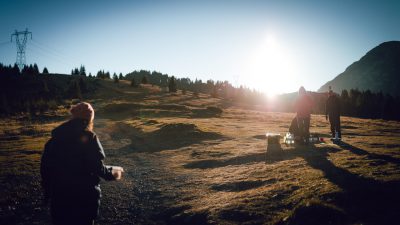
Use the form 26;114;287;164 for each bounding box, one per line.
241;34;299;97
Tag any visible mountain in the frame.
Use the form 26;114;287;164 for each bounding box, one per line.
319;41;400;96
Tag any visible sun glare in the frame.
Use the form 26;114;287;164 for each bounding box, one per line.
241;33;299;97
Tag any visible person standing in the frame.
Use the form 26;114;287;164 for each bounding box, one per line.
325;89;341;139
41;102;124;225
294;86;313;144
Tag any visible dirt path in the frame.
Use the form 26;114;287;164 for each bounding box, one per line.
95;119;206;225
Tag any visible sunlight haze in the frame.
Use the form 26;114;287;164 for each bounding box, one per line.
0;0;399;94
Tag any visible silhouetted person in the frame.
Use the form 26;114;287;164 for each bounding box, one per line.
289;116;300;137
326;90;341;139
41;102;123;225
294;86;313;144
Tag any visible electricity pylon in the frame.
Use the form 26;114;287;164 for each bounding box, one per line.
11;29;32;70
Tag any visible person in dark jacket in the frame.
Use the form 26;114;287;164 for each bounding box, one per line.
325;89;341;139
41;102;123;225
294;86;313;144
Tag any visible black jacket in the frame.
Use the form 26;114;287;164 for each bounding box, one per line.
326;94;341;119
40;119;114;208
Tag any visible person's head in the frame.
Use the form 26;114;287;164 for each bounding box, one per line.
70;102;94;131
299;86;306;95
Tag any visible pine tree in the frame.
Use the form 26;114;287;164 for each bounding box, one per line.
97;70;103;79
12;64;20;75
119;73;123;80
340;89;350;116
73;68;79;75
79;65;86;76
141;76;148;84
130;78;136;87
105;71;111;79
113;73;119;83
33;63;40;75
42;67;49;74
168;76;177;92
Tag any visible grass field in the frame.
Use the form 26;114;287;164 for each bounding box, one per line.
1;80;400;225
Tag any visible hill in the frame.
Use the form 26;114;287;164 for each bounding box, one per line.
2;79;400;225
319;41;400;96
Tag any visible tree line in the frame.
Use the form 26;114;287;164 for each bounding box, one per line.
0;63;97;116
337;89;400;120
1;64;399;121
123;70;266;104
273;89;400;121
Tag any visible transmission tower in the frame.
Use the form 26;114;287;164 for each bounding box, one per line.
11;29;32;70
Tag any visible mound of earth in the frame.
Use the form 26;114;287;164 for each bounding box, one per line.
191;106;223;118
99;103;142;115
117;122;224;152
153;123;220;139
151;104;190;111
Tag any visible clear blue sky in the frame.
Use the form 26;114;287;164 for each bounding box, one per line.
0;0;399;94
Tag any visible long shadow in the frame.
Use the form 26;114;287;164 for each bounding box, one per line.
283;145;400;225
210;178;278;192
184;143;400;224
184;152;266;169
184;143;296;169
338;141;400;165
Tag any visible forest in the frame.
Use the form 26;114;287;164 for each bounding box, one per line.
1;63;399;120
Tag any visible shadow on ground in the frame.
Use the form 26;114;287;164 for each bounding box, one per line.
279;143;400;225
184;142;400;225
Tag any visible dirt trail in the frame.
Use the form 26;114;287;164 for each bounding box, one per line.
95;119;205;225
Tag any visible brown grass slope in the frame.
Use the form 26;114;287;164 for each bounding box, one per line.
1;79;400;225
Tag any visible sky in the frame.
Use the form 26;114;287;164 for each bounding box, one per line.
0;0;399;95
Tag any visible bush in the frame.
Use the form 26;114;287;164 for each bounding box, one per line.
206;106;223;114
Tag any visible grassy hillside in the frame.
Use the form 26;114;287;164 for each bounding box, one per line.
1;79;400;225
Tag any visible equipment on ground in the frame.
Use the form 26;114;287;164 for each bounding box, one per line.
284;132;323;145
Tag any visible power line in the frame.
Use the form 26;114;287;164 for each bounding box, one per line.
0;41;10;46
31;39;81;65
27;45;72;66
29;41;76;65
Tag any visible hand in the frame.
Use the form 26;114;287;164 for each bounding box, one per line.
112;167;124;180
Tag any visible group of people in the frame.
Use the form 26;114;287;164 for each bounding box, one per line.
40;86;342;224
293;86;341;144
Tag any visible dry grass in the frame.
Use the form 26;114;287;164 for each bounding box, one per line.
1;80;400;225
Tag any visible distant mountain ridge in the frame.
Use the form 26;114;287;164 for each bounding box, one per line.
319;41;400;96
